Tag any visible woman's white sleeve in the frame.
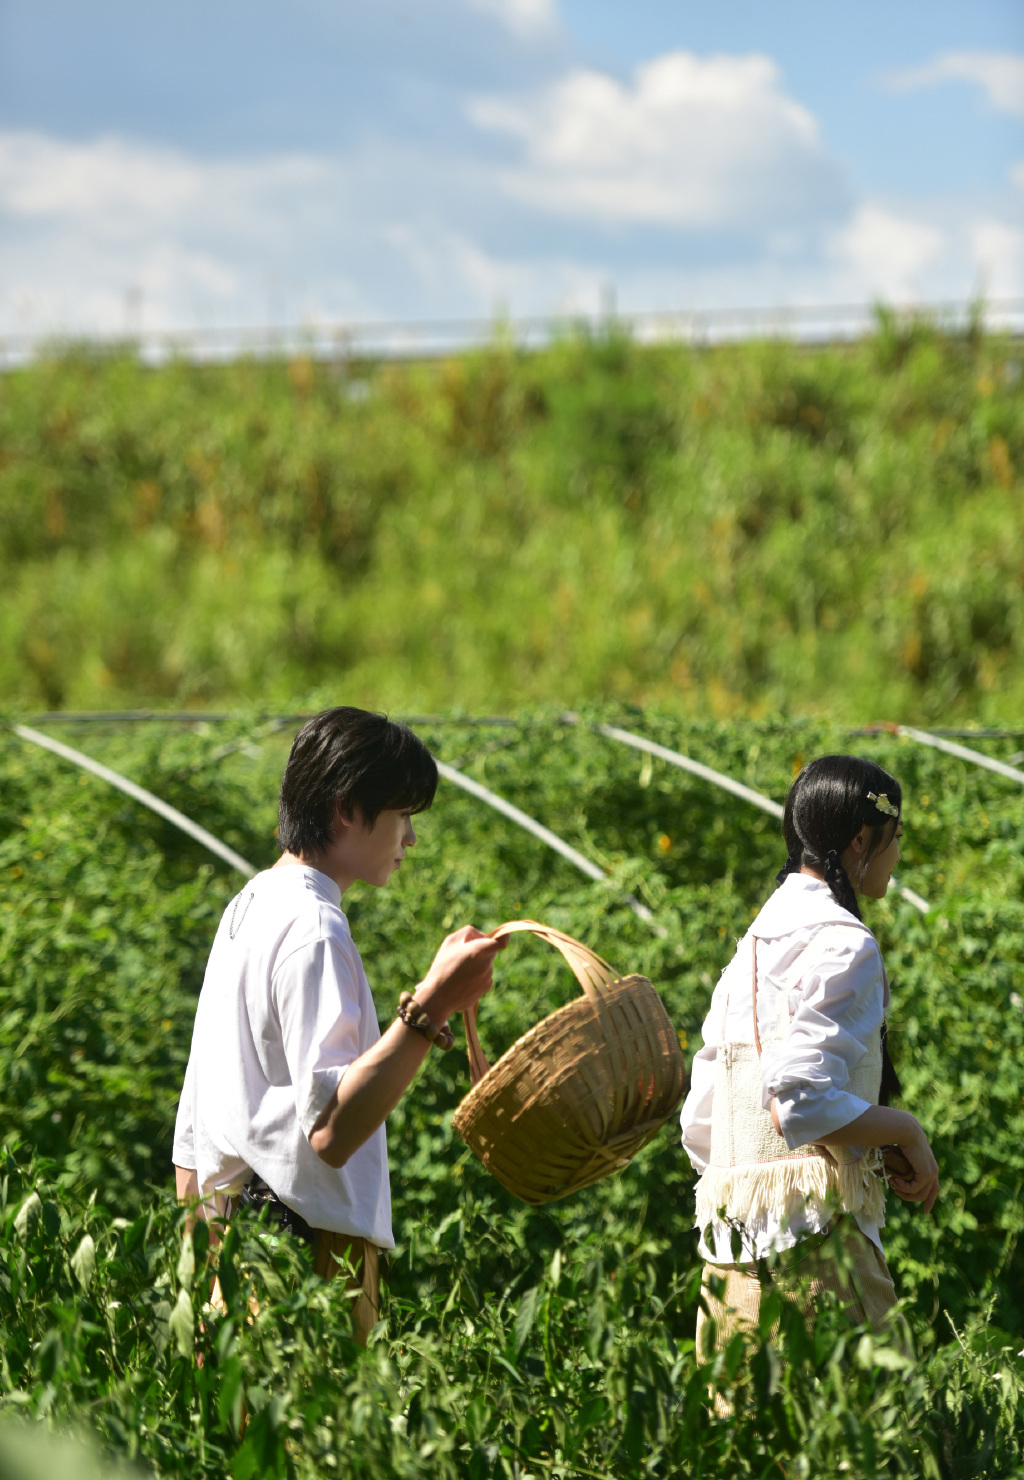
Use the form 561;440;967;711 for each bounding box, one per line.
763;932;884;1150
679;966;732;1172
680;1046;716;1172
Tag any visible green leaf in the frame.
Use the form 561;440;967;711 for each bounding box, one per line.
42;1201;61;1240
71;1233;97;1291
176;1231;195;1291
586;1295;606;1361
14;1192;41;1243
168;1286;194;1358
513;1285;540;1357
464;1393;488;1444
217;1355;246;1436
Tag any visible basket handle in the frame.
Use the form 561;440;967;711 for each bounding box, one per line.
462;920;622;1087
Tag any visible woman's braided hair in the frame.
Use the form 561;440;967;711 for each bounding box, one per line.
778;754;903;1103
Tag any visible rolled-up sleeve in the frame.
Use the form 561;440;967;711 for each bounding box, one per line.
272;938;363;1140
763;932;884;1150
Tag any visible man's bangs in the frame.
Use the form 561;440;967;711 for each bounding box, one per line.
381;731;439;816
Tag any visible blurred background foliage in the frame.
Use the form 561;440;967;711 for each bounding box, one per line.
0;314;1020;721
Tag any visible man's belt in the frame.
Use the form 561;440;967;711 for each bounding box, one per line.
238;1174;316;1246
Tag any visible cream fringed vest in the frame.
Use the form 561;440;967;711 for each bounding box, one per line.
693;927;887;1239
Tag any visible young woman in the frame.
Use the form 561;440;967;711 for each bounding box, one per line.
680;754;939;1350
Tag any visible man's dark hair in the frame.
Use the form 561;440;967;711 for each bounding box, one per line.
776;752;903;1105
277;707;438;856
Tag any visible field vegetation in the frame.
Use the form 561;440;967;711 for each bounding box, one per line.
0;315;1021;721
1;712;1023;1476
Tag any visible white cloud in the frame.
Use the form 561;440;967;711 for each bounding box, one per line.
469;51;846;229
0;132;327;239
0;131;348;333
885;51;1024;119
970;219;1024;296
831;205;945;299
0;113;1017;342
461;0;557;38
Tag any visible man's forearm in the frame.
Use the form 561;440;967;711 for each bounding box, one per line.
176;1165;200;1200
309;1017;432;1167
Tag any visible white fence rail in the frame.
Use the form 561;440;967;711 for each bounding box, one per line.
434;760;661;932
20;710;1024;916
3;298;1021;370
13;724;256;878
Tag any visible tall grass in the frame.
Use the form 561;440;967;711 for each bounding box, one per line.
0;318;1020;720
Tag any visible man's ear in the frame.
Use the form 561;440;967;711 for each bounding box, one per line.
331;800;357;836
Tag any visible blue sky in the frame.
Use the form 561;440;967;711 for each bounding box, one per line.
0;0;1020;333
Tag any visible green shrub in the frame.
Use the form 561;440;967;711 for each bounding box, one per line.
0;323;1020;719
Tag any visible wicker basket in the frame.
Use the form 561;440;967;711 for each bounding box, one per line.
452;920;687;1205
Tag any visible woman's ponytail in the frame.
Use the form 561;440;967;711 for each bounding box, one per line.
822;848;861;920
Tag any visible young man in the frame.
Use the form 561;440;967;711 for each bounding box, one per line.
173;706;503;1343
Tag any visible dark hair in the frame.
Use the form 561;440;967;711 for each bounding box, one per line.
777;753;903;1103
777;754;901;918
277;707;438;856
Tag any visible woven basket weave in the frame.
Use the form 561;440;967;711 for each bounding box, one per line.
452;920;687;1205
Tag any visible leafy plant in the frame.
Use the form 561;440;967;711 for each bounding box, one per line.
2;711;1024;1474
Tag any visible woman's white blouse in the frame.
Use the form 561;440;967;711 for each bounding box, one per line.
680;873;888;1261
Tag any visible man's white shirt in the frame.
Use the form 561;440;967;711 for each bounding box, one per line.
173;865;393;1248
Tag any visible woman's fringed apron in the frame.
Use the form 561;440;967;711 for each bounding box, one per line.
694;928;886;1244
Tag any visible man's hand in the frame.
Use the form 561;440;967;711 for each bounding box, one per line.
309;925;506;1168
414;927;507;1023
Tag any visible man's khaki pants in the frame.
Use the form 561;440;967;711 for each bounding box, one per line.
313;1232;381;1347
212;1215;381;1349
697;1218;899;1362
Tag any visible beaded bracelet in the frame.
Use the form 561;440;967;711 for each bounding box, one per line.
397;991;455;1051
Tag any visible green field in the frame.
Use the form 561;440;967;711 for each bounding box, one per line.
0;317;1021;722
1;318;1023;1472
1;712;1023;1476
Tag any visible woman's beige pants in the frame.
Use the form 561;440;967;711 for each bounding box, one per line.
696;1218;898;1361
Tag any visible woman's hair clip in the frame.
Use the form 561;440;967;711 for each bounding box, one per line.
867;791;899;818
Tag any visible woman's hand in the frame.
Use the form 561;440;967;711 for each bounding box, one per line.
795;1101;942;1217
886;1124;940;1213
